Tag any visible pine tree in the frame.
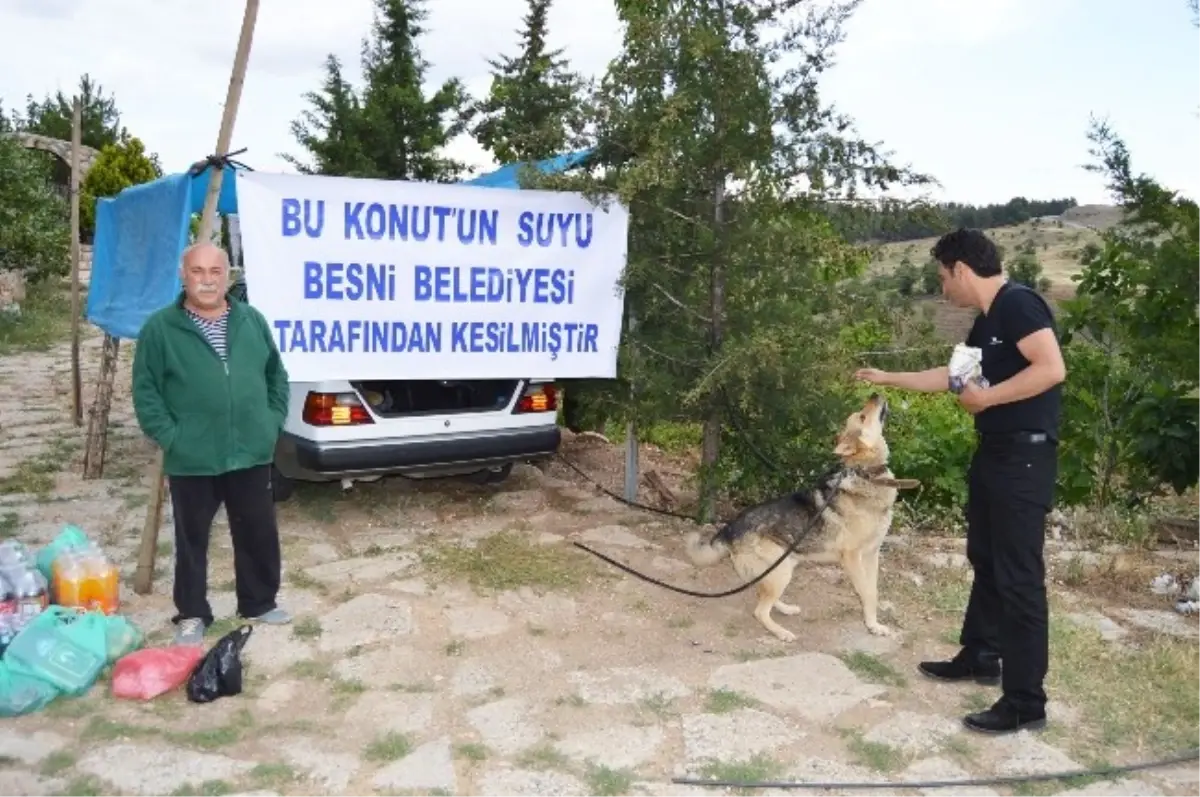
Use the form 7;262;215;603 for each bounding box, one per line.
471;0;587;164
281;55;371;176
285;0;470;182
357;0;471;181
578;0;931;518
19;73;125;152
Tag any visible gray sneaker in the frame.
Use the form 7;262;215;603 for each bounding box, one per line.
174;618;205;646
250;607;292;625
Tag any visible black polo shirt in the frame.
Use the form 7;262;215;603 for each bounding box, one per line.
964;281;1062;439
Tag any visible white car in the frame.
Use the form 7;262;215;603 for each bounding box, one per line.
271;376;561;499
228;278;562;500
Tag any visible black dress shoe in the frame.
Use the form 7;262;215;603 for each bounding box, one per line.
963;698;1046;734
918;648;1001;685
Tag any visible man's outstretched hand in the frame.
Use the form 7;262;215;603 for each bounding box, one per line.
854;368;890;385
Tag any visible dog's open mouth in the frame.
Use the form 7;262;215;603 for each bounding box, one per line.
868;392;889;425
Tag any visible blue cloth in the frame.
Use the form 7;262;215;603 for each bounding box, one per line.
86;175;191;340
463;149;593;189
188;164;241;216
85;151;592;340
86;165;244;340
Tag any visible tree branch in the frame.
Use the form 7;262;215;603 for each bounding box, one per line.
651;282;711;323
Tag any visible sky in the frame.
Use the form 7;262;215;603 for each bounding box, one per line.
2;0;1196;207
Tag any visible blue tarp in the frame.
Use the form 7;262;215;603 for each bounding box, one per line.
85;151;593;340
461;149;593;189
86;164;246;340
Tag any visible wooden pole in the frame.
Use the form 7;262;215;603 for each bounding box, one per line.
69;97;83;427
83;335;120;478
134;0;261;595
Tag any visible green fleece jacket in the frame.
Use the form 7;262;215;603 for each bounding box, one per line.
131;291;289;476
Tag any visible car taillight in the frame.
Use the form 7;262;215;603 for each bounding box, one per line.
302;391;374;426
516;383;558;413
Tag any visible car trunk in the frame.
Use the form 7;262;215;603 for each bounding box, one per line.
351;379;522;418
233;277;525;420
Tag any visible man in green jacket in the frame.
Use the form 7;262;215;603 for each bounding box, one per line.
132;242;291;646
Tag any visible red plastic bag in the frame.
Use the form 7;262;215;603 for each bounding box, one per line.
111;646;205;701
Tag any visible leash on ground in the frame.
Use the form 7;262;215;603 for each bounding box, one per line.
556;451;1198;793
671;746;1200;791
557;452;845;600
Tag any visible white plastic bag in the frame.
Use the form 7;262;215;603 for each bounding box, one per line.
948;344;989;394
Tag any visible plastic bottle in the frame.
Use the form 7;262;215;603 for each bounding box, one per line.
78;545;119;614
11;567;49;630
100;557;120;615
0;541;29;570
0;613;14;656
0;571;16;619
52;551;85;609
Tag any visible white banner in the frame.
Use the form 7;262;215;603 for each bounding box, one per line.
235;171;629;383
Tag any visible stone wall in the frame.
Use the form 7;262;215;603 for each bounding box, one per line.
79;244;93;286
4;132;100;182
0;270;25;313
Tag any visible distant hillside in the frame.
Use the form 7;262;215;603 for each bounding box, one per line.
1058;204;1125;230
866;205;1121;343
827;196;1084;245
867;208;1118;301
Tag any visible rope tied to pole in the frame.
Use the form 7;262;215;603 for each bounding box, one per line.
186;147;253;177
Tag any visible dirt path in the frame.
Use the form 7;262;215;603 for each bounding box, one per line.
0;327;1196;797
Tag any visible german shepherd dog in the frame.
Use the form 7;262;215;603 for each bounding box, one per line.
684;393;916;641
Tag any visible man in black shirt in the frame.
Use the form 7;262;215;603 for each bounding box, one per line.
855;228;1066;735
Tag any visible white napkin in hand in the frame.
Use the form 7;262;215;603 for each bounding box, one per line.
948;344;989;394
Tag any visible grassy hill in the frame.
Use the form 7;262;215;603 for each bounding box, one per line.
866;204;1122;341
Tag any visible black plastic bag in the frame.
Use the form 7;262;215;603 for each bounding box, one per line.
186;625;253;704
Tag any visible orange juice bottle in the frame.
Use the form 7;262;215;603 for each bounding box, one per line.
76;546;99;614
80;545;119;615
52;551;85;608
94;553;119;615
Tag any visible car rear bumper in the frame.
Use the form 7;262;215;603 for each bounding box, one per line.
275;426;561;481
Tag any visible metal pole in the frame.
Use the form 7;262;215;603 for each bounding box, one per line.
623;312;638;503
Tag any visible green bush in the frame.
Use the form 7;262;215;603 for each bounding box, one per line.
1008;249;1051;293
1056;342;1136;505
80;135;162;238
0;137;70;282
858;384;975;511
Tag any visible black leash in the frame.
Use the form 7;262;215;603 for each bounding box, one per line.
570;466;846;600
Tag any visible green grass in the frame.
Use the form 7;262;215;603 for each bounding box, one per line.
454;742;489;762
363;732;412;763
247;762;298;789
421;531;597;592
585;764;637;796
837;651;908;688
697;753;786;796
602;420;702;455
292;615;322;639
39;751;76;777
704;688;762;714
0;282;75;355
0;435;78;496
1048;614;1200;753
841;729;909;772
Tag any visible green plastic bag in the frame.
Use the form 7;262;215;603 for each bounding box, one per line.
102;614;143;664
35;524;89;580
5;607;107;697
0;661;60;717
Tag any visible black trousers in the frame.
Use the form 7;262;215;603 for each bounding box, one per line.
959;436;1058;714
168;463;281;626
